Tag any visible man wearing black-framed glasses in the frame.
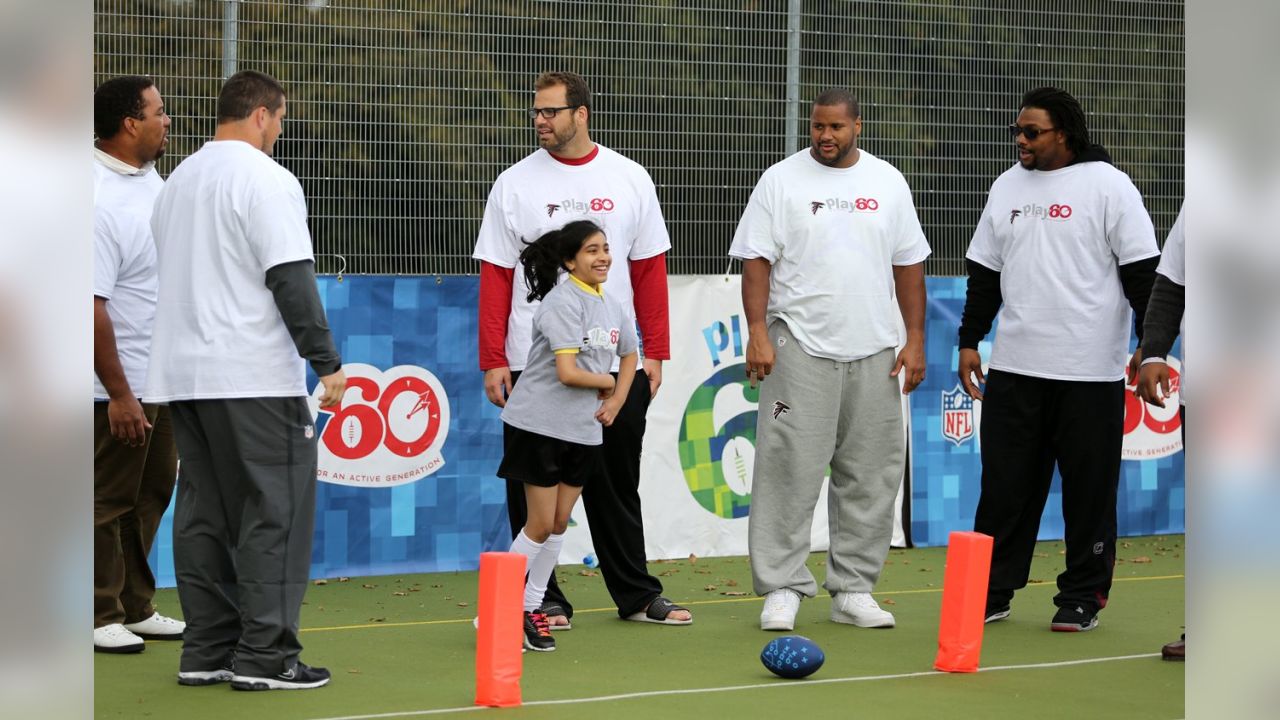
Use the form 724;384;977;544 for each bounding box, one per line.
473;71;692;633
958;86;1160;634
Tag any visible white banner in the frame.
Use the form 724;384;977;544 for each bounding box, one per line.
561;275;908;564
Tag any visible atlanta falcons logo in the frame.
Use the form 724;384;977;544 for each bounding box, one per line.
772;400;791;419
810;202;825;215
1009;209;1021;224
546;204;560;218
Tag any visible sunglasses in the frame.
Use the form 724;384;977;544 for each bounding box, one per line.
1008;124;1057;140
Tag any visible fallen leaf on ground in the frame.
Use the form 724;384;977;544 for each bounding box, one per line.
882;598;897;605
393;591;407;597
579;570;598;576
456;602;469;607
347;669;361;674
720;591;749;597
368;617;385;623
726;579;739;587
704;584;718;591
658;569;679;576
1034;553;1048;558
362;584;376;589
1028;579;1045;584
1130;556;1153;564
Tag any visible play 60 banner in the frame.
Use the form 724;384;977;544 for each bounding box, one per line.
638;276;839;559
307;363;451;487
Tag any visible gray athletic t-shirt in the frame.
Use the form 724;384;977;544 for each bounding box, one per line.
501;279;639;445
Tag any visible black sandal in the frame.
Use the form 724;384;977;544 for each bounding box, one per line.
539;601;572;631
624;596;693;625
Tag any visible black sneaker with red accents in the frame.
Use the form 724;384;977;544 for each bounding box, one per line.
1050;604;1099;632
523;611;556;652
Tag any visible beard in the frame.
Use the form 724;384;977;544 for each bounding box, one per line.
540;124;578;153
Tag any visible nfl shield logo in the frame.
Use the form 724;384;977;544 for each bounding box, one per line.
941;385;974;446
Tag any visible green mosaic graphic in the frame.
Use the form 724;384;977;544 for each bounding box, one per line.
678;363;759;519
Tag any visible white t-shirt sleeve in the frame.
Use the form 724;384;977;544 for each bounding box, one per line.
245;176;314;271
472;178;521;268
628;176;672;260
1107;175;1160;265
890;177;931;266
729;174;780;262
617;303;639;357
1157;208;1185;286
965;187;1003;271
92;210;120;299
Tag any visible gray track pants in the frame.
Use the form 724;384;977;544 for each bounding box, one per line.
170;397;318;677
748;321;904;598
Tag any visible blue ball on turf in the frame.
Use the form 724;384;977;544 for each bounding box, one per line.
760;635;825;679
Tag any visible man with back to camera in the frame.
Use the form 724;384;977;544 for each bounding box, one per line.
958;86;1159;632
473;71;692;629
92;75;185;654
147;70;346;690
730;89;930;633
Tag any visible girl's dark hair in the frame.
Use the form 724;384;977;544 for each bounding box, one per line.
519;220;605;302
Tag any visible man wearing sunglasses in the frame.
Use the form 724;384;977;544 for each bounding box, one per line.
473;71;692;629
957;86;1160;633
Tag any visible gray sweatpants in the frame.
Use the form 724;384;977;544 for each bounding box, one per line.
169;397;318;677
748;321;904;598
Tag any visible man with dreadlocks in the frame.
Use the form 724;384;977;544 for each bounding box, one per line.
956;86;1160;633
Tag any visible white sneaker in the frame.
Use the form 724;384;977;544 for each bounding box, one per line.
831;592;896;628
759;589;802;631
94;623;144;654
124;612;186;640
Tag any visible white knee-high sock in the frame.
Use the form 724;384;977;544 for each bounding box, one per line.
510;530;544;611
524;532;565;612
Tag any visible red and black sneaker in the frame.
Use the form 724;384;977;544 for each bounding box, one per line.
523;611;556;652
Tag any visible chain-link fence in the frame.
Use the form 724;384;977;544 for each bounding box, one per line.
95;1;1184;275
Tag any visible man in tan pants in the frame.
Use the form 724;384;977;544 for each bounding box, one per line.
93;75;185;653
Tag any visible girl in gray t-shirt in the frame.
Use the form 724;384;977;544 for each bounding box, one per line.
496;220;639;651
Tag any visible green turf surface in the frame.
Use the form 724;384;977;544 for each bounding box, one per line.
95;536;1185;719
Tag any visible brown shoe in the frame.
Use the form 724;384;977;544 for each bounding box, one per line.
1161;634;1185;661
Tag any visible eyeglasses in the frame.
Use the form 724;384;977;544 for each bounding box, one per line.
527;105;580;119
1008;124;1057;140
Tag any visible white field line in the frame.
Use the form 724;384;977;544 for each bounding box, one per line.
307;652;1161;720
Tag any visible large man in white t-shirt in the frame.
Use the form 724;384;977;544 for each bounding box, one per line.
147;71;346;691
92;75;185;655
958;86;1160;633
730;89;930;633
473;71;691;627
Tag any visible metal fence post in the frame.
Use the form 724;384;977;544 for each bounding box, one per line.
222;0;240;79
784;0;802;155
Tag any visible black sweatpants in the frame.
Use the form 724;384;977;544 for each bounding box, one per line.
504;369;664;618
169;397;318;676
972;370;1124;612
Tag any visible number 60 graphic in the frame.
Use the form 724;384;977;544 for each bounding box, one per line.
316;369;446;461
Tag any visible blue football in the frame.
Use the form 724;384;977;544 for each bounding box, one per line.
760;635;825;679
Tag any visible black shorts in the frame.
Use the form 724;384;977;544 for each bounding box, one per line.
497;424;602;488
